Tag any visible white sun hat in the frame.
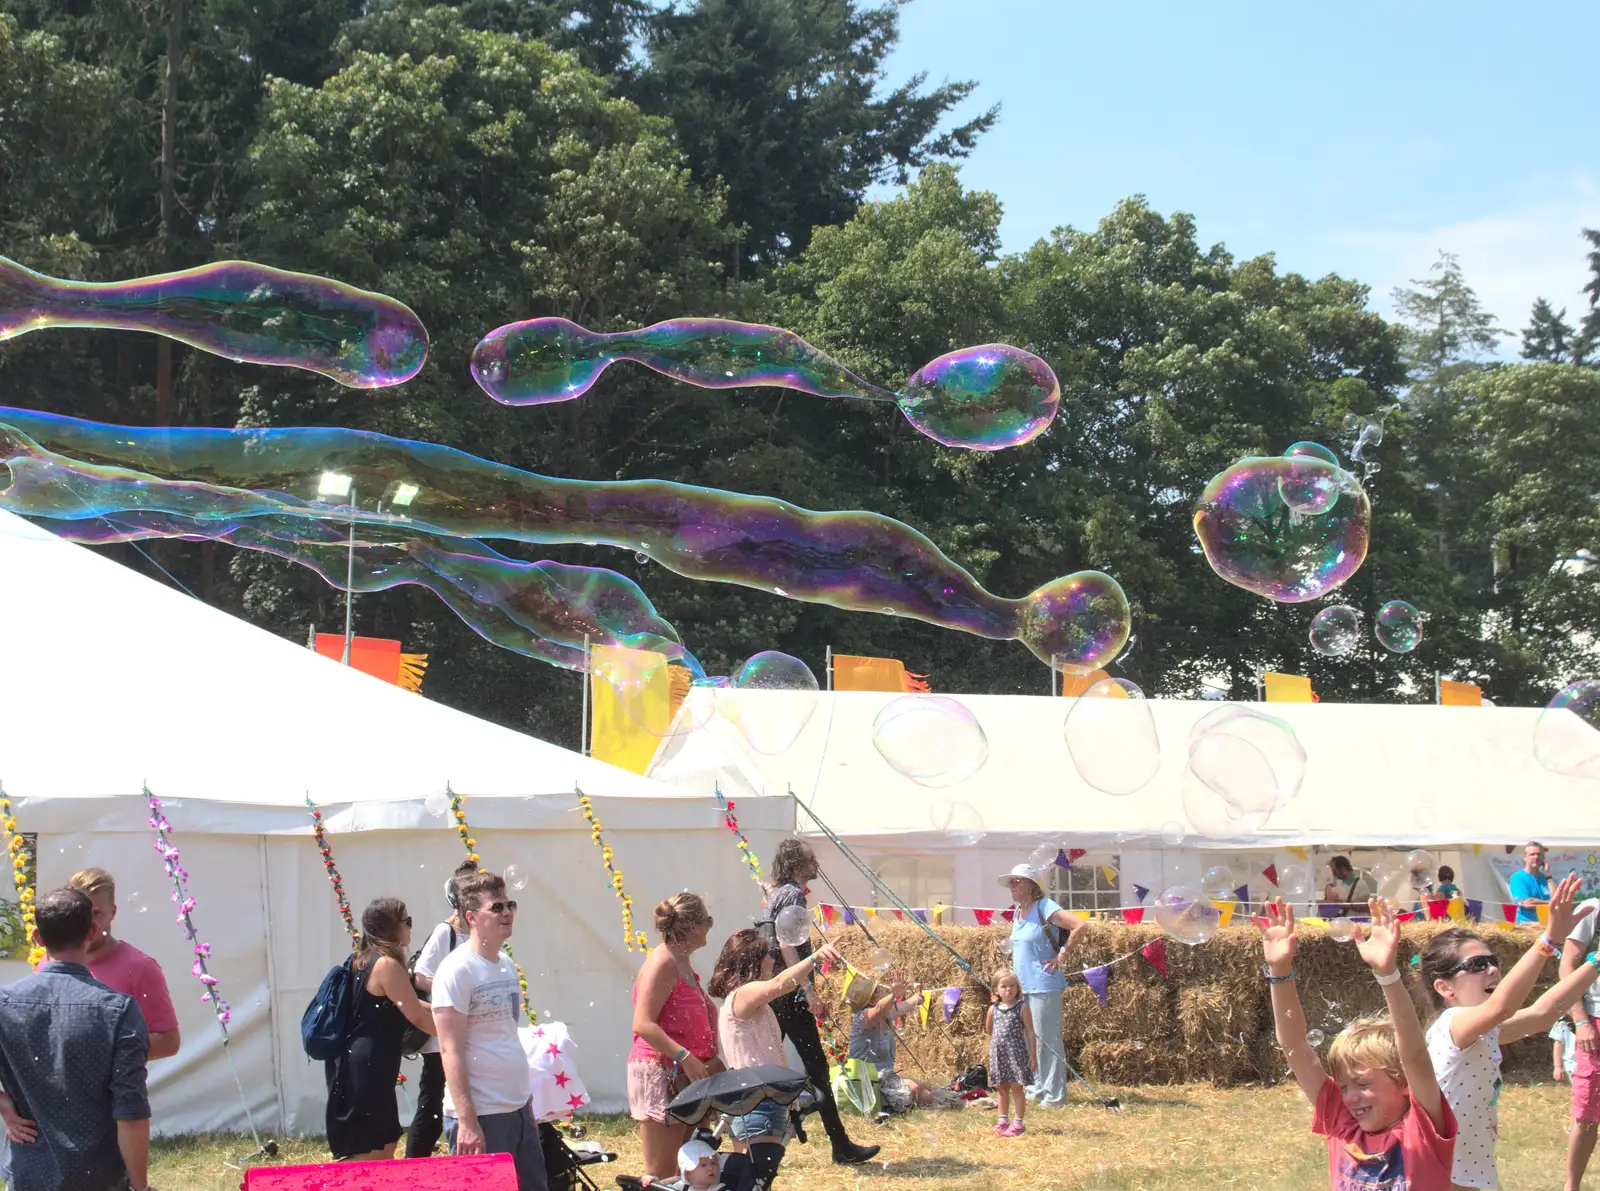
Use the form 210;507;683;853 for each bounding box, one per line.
997;862;1045;890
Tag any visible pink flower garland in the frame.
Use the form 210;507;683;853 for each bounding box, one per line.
146;787;232;1030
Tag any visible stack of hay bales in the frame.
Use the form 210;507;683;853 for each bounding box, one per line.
811;918;1554;1088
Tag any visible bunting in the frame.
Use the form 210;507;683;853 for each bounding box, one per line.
1121;907;1145;925
1140;938;1168;979
1262;864;1279;887
1213;901;1236;929
1101;865;1118;884
1287;846;1309;860
1465;899;1483;922
1427;899;1449;921
1084;965;1110;1006
1132;884;1150;904
943;987;961;1022
973;909;994;927
919;989;933;1028
1233;883;1250;905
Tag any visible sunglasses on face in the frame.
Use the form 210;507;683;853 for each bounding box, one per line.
1446;954;1498;978
472;900;517;916
403;916;413;928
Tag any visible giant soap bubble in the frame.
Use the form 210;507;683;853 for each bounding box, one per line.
1534;680;1600;778
470;317;1059;452
0;255;426;387
1309;605;1361;657
719;651;819;755
1062;677;1161;796
929;800;985;846
774;905;812;948
872;695;989;787
1187;706;1306;819
1375;600;1422;653
1193;454;1370;602
1153;885;1221;946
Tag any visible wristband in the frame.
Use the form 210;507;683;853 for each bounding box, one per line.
1536;933;1559;958
1260;963;1296;984
675;1046;688;1063
1372;968;1402;987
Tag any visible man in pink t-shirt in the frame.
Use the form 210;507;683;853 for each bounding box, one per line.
69;867;181;1059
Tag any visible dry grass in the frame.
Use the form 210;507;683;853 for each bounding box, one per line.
154;1083;1575;1191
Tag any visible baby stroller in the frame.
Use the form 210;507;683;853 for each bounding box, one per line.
541;1122;618;1191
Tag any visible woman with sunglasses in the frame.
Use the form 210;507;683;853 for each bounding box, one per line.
326;897;437;1162
1421;872;1600;1189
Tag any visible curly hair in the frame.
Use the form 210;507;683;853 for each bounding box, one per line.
770;838;816;889
708;928;771;998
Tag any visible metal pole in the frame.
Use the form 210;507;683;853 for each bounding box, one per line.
1434;672;1441;705
581;633;591;756
341;487;356;664
825;645;833;692
1050;655;1057;697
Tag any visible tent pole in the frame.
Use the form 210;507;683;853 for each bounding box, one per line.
1435;672;1441;705
581;633;591;756
1050;654;1057;697
340;486;356;665
256;836;289;1136
825;645;832;692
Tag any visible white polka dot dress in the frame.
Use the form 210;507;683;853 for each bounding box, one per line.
1425;1007;1502;1188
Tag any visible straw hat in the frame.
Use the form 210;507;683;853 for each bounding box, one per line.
997;862;1044;892
844;973;885;1012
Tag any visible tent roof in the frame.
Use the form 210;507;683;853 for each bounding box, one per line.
0;510;696;832
649;688;1600;850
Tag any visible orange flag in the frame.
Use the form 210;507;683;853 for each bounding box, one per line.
832;654;929;693
1264;672;1314;703
1059;669;1110;696
314;633;420;688
1439;679;1483;707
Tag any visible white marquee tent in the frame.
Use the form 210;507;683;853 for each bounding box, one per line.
650;687;1600;917
0;511;792;1134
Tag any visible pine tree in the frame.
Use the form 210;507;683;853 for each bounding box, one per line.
1391;251;1506;394
1520;297;1575;363
1576;227;1600;367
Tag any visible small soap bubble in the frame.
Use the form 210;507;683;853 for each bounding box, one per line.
1375;600;1422;653
1534;680;1600;778
1277;448;1342;516
1277;865;1311;899
1306;1028;1325;1048
504;864;528;892
423;791;450;817
1153;885;1221;946
1326;918;1357;943
868;947;893;973
1309;605;1361;657
1404;849;1434;891
719;651;819;755
1160;821;1186;847
1202;866;1235;901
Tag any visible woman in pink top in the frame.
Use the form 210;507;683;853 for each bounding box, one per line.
629;893;721;1181
708;930;840;1191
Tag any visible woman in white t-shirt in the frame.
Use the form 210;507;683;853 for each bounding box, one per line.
407;861;477;1158
1419;872;1599;1188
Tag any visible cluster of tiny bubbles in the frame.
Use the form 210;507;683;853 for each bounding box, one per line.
1305;1028;1326;1049
1061;677;1161;796
1277;864;1311;899
1309;604;1362;657
1278;442;1343;515
1152;885;1221;946
1326;918;1357;943
1533;680;1600;778
717;651;818;755
773;905;811;948
928;800;985;846
1375;600;1422;653
1182;706;1306;837
423;790;450;817
870;694;989;787
868;947;894;974
503;864;528;893
1193;452;1371;603
1404;849;1435;891
1201;865;1235;902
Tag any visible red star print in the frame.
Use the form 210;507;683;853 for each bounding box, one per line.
545;1043;562;1058
553;1071;571;1088
531;1027;546;1040
566;1093;585;1110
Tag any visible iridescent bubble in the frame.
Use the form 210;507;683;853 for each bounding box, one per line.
930;800;985;846
1027;843;1057;871
871;695;989;787
470;317;1059;452
1278;864;1311;899
1375;600;1422;653
719;651;818;755
1404;849;1435;891
774;905;811;948
1193;455;1370;602
1369;862;1409;907
1305;1028;1325;1048
1062;677;1161;796
1284;441;1339;466
0;255;427;387
1534;680;1600;778
1187;706;1306;819
1276;450;1342;516
1153;885;1221;946
1309;605;1361;657
1160;821;1186;847
1326;919;1357;943
1202;866;1235;901
868;947;894;974
0;409;1127;675
503;864;528;892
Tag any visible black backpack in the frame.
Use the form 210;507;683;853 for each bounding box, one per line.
400;925;456;1057
301;956;358;1061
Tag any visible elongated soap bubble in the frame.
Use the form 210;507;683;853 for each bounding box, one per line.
471;317;1058;451
1153;885;1220;946
1309;604;1361;657
1375;600;1422;653
719;651;818;755
1534;680;1600;778
1062;677;1160;795
872;694;989;787
1187;705;1305;818
0;409;1128;672
1193;455;1370;602
0;256;426;387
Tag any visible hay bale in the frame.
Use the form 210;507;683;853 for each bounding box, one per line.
1080;1040;1187;1085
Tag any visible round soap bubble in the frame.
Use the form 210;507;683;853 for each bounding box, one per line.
1404;849;1435;891
1326;918;1357;943
1028;843;1058;871
1309;605;1361;658
1180;765;1268;838
929;800;986;846
1369;863;1410;907
1062;677;1161;796
1534;680;1600;778
1277;447;1342;516
503;864;528;892
1153;885;1222;946
1277;864;1312;899
1285;441;1339;466
1160;821;1186;847
868;946;894;974
1202;866;1236;901
774;905;811;948
423;790;450;817
871;695;989;787
1375;601;1422;653
1193;455;1370;602
998;935;1013;955
1187;706;1306;819
1305;1028;1325;1048
719;651;818;755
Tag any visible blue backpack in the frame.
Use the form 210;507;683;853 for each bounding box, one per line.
301;956;357;1060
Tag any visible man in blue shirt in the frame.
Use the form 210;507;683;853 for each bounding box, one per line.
1509;841;1552;924
0;888;152;1191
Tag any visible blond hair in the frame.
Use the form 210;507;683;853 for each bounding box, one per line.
68;867;115;902
1327;1014;1404;1083
992;968;1022;993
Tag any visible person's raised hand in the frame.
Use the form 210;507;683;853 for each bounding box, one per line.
1548;872;1593;947
1355;899;1400;975
1251;897;1298;974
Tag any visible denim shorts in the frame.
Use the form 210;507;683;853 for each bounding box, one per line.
729;1097;789;1142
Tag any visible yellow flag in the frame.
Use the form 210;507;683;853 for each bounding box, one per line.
1494;921;1517;933
1439;678;1482;707
919;989;933;1028
1537;904;1551;926
1264;672;1314;703
1301;916;1328;928
1447;897;1466;923
863;907;877;921
589;645;671;774
1287;846;1309;860
932;904;945;925
1471;844;1482;855
1101;865;1118;884
832;654;926;693
841;969;854;1001
1212;900;1236;929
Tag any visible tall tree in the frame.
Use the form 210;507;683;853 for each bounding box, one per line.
1520;297;1575;363
1391;250;1505;397
1577;227;1600;366
631;0;996;273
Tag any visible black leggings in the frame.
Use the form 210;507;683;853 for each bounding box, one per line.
771;991;854;1152
405;1051;446;1159
724;1141;784;1191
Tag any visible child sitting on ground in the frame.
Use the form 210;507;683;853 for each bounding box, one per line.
848;972;961;1114
1254;897;1456;1189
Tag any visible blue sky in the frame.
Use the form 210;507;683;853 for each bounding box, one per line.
878;1;1600;348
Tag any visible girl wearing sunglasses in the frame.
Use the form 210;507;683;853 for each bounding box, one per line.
1422;872;1600;1189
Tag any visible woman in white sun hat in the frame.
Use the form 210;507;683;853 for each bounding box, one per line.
1000;862;1088;1108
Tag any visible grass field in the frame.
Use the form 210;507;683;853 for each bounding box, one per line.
153;1081;1576;1191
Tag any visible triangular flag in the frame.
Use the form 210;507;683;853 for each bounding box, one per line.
892;909;903;922
1471;844;1482;855
942;987;960;1022
1233;883;1250;905
912;909;927;925
1495;921;1517;933
841;970;855;1000
1287;846;1309;860
863;907;877;921
1538;904;1551;926
919;989;932;1028
1054;849;1072;870
1069;848;1087;863
1300;916;1327;928
1132;884;1150;904
1502;903;1518;923
1213;900;1236;928
1262;865;1279;887
1101;865;1118;884
932;904;945;926
1427;899;1448;921
1121;907;1144;925
1447;897;1466;923
1084;965;1109;1006
1001;908;1015;923
1465;899;1482;922
974;908;994;927
1140;938;1168;979
842;908;856;926
1395;911;1418;923
821;905;837;927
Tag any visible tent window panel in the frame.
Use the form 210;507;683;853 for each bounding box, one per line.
0;832;36;959
1044;855;1120;914
874;856;953;914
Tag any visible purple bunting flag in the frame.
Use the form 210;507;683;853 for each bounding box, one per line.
1132;884;1149;904
942;987;961;1022
1054;849;1072;870
1465;899;1483;922
912;909;928;925
1084;965;1109;1006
